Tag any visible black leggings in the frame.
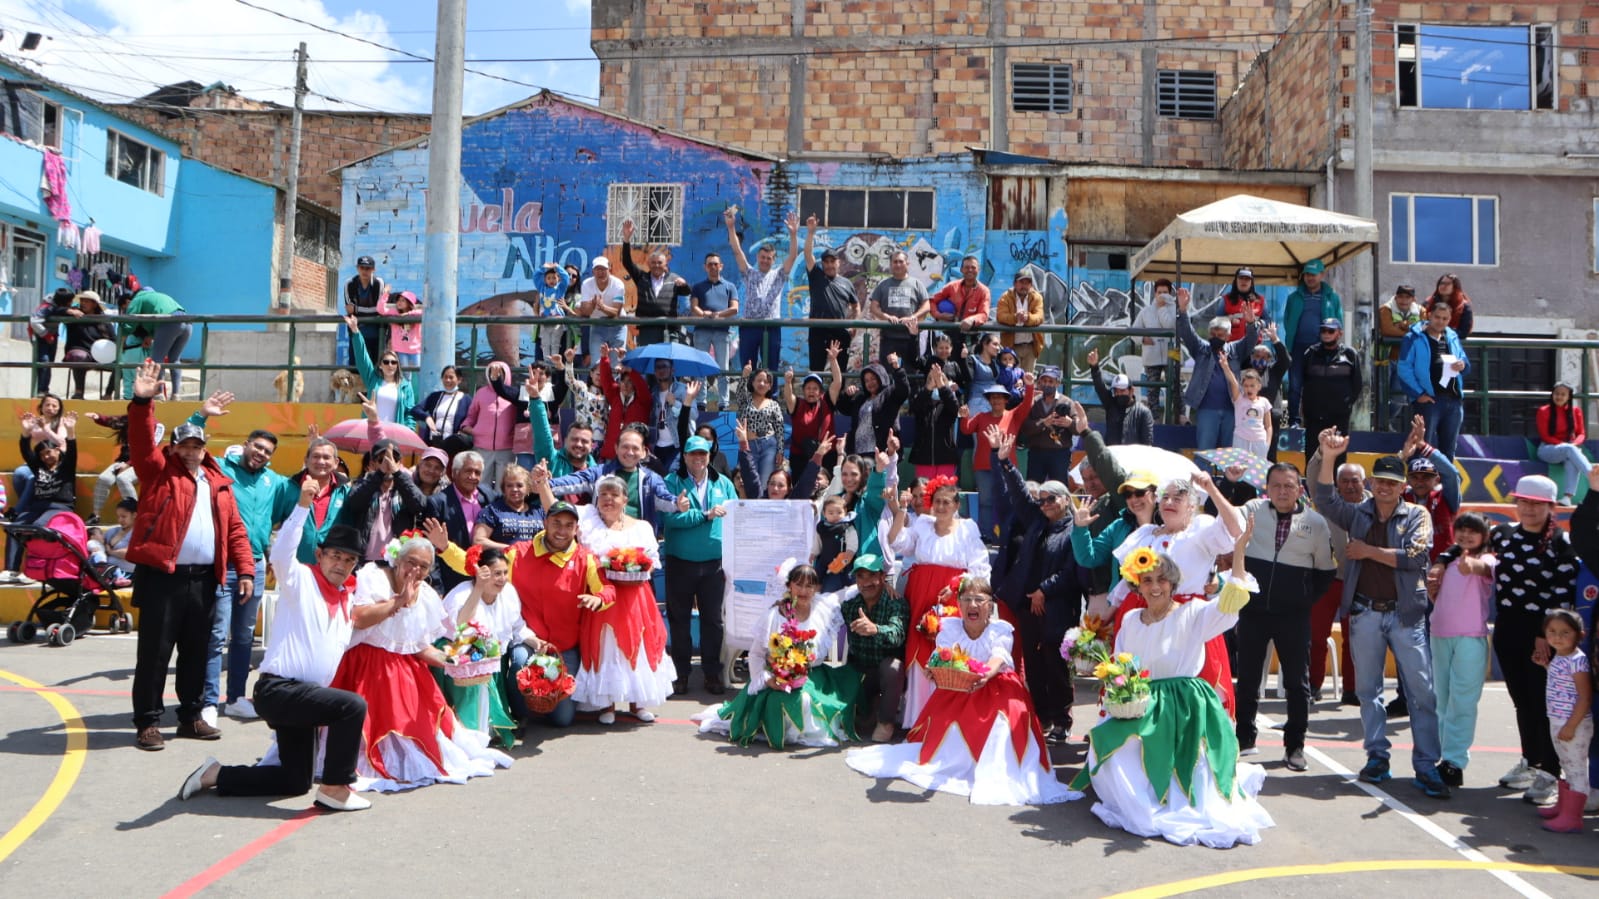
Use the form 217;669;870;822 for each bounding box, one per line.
1492;612;1558;774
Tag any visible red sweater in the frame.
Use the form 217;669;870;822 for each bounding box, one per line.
960;382;1035;471
789;397;834;460
596;355;649;460
1536;403;1586;446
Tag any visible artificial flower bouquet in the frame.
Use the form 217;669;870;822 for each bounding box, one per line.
601;546;654;582
515;652;576;714
442;620;503;686
916;601;960;639
766;618;818;692
926;644;992;692
1092;650;1153;719
1060;613;1112;676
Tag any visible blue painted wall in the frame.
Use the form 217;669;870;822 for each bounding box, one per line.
143;163;277;319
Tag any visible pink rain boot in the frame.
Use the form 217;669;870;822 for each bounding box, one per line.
1541;787;1586;833
1537;780;1567;819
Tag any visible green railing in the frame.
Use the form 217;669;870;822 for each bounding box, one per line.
1373;335;1598;436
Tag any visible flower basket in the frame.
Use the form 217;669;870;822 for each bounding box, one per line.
1073;657;1097;677
604;569;652;582
1105;695;1151;720
446;657;500;688
516;654;575;714
601;547;654;583
929;665;982;693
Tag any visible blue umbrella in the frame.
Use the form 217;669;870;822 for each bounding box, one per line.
622;342;721;378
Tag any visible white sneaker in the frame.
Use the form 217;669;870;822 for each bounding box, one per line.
0;571;16;584
1522;770;1558;805
1498;757;1535;790
200;705;219;728
1585;791;1599;813
228;698;258;720
597;710;616;725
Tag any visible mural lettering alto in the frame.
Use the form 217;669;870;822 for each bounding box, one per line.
501;235;591;280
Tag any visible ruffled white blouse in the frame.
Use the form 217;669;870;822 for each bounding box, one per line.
892;516;992;580
349;563;449;654
441;581;531;647
577;505;661;569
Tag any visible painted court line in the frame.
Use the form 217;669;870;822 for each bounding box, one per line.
0;669;88;864
162;810;320;899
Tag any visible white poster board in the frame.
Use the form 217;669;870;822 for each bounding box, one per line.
721;499;816;655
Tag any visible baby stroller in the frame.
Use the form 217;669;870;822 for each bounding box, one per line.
4;511;131;646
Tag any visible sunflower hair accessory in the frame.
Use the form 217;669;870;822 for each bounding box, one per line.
1119;547;1160;585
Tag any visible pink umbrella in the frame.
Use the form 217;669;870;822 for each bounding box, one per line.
322;418;428;455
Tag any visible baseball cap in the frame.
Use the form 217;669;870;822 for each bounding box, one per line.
1235;267;1254;279
1110;374;1131;390
1371;456;1407;482
1320;317;1343;331
545;501;580;520
1407;456;1437;475
419;447;449;468
172;423;207;445
1036;364;1062;381
1014;270;1034;282
852;553;885;573
591;256;611;270
1120;471;1159;493
1510;475;1558;504
820;249;839;261
1302;259;1325;275
685;435;713;454
356;255;375;268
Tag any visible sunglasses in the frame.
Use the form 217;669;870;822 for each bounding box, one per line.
1120;487;1155;498
1039;494;1064;505
380;358;399;366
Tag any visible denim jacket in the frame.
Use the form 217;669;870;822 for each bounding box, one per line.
1312;481;1434;626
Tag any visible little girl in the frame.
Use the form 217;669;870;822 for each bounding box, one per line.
1425;512;1496;788
533;262;571;363
1221;364;1273;457
377;290;423;369
1536;608;1592;832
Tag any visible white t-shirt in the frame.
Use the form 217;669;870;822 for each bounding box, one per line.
581;277;626;318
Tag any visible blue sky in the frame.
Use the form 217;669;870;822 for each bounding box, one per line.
0;0;600;114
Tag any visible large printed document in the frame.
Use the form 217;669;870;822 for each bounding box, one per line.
721;499;816;653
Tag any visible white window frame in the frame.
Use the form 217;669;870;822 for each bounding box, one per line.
105;130;167;196
797;187;937;232
606;183;684;246
1389;192;1500;267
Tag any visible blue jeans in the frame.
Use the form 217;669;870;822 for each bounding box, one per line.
11;465;34;512
1193;406;1234;451
1536;442;1590;498
746;434;778;494
206;562;264;707
738;324;783;370
1416;394;1464;460
692;327;735;404
974;468;999;543
1348;606;1441;774
507;644;579;728
1025;447;1074;483
1431;635;1488;770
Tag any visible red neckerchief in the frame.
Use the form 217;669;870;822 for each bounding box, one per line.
310;565;355;622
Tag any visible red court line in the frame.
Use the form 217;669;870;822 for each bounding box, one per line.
162;809;320;899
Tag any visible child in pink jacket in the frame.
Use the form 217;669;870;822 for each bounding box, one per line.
377;291;422;368
462;362;519;487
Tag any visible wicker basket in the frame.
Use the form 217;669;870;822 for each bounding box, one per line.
520;682;573;714
1072;657;1097;677
446;657;500;688
929;665;982;692
604;568;653;582
1105;695;1151;720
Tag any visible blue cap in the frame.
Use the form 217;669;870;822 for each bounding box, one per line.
685;436;713;454
1320;317;1343;331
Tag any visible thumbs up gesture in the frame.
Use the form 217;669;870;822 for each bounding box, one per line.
677;491;691;513
848;605;877;636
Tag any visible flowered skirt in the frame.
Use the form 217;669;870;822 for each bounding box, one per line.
697;664;862;749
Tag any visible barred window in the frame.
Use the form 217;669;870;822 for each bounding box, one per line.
1012;63;1073;113
798;187;935;231
1156;70;1218;120
607;183;684;245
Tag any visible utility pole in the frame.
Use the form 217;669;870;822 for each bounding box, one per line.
1352;0;1376;424
275;42;307;310
421;0;466;394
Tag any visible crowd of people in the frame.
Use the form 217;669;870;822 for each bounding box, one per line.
8;234;1598;847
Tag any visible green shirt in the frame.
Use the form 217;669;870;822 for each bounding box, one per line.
840;591;908;670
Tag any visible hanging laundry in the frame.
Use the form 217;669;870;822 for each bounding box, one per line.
41;150;70;221
81;222;101;255
68;267;84;290
57;219;79;250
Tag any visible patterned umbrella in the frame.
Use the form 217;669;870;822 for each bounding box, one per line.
1195;447;1272;490
322;418;428;455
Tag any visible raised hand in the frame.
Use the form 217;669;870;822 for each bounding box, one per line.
360;392;378;422
61;410;78;429
958;403;970;419
734;419;749;449
343;313;360;333
805;213;819;230
826;340;841;360
1071;496;1099;527
885;431;900;457
983;423;1004;448
677;492;691;513
995;430;1017;462
421;517;450;553
886;351;900;368
1087;347;1099;367
621;219;635;241
1190;468;1216;494
1175;287;1191;313
201;390;235;418
132;359;163;399
1223;463;1247;483
723;207;737;226
684;378;702;402
784;210;799;232
298;476;319;508
1318;427;1349;455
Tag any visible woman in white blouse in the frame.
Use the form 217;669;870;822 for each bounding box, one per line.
536;473;676;723
1109;470;1245;714
1072;547;1274;848
328;535;511;791
846;577;1074;805
438;546;544;748
887;480;992;728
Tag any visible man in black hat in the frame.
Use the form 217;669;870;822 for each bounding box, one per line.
178;478;373;811
344;254;386;366
802;214;860;372
1299;317;1362;459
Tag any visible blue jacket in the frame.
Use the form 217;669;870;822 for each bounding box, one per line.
1396;322;1469;401
1176;312;1258;408
547;462;677;532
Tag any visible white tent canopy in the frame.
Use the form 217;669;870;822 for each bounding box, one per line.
1129;194;1379;286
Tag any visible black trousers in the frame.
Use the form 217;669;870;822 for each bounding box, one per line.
1303;412;1352;461
1013;604;1072;729
665;556;725;682
1492;612;1559;774
808;327;852;372
216;673;367;795
1234;609;1312;750
131;564;218;729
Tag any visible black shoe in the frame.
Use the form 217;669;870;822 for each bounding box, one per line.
1284;747;1308;772
1238;739;1259;757
704;680;726;696
1386;697;1408;719
1437;761;1464;788
670;680;689;698
1340;691;1360;707
1359;756;1392;784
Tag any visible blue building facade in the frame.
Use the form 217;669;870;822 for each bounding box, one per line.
0;60;278;345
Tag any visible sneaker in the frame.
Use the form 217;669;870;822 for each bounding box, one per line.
1284;748;1308;772
1413;769;1452;799
1239;739;1259;757
1523;770;1558;805
1340;691;1360;707
200;705;219;728
1498;757;1535;791
1559;494;1575;506
871;722;895;743
228;697;258;720
0;570;16;585
135;725;165;751
176;719;222;741
1437;761;1464;788
1385;697;1408;719
1359;756;1391;784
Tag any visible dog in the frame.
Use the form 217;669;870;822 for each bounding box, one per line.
330;368;361;404
273;356;306;403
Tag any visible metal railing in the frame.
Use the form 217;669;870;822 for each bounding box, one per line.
1373;335;1598;437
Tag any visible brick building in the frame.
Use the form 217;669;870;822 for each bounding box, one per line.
117;82;430;310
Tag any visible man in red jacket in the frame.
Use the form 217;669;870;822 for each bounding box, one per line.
127;360;255;751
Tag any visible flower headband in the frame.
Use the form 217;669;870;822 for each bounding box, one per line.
383;529;428;566
1119;547;1160;585
923;474;959;512
463;545;484;578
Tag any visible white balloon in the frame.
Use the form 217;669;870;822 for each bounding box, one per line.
90;339;117;364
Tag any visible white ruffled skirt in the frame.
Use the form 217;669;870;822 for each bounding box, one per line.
1087;738;1274;848
572;626;677;710
846;714;1080;806
901;661;933;729
257;723;512;794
